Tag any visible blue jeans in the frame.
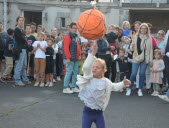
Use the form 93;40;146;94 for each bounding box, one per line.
82;106;105;128
166;89;169;97
63;60;78;87
129;61;147;89
14;49;29;84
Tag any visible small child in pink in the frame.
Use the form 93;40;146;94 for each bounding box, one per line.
150;49;165;96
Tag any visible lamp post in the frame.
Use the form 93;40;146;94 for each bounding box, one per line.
3;0;7;32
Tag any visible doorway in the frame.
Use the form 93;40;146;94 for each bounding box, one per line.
24;11;42;26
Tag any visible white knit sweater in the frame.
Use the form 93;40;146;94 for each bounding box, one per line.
76;53;125;111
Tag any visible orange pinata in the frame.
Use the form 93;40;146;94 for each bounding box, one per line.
77;9;106;40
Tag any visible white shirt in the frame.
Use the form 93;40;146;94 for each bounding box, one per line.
78;78;106;110
32;41;48;59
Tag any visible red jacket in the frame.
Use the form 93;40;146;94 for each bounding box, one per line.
63;35;81;60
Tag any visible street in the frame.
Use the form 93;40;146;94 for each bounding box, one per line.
0;81;169;128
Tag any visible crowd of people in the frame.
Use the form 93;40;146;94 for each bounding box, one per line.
0;16;169;103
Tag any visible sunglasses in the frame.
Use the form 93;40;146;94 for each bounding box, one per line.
158;33;164;35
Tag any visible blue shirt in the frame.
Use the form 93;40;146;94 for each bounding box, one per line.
123;29;131;36
4;36;14;57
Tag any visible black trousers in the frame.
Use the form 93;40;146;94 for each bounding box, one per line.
98;54;112;79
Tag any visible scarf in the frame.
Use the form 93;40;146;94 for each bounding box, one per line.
139;34;147;51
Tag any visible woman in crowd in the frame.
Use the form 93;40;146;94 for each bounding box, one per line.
156;30;165;50
126;23;153;96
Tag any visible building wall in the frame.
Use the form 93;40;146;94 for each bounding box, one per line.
1;2;125;33
1;1;169;33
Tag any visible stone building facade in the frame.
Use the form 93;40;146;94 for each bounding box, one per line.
0;0;169;33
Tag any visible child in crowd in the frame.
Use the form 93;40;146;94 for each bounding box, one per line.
120;36;132;57
78;53;86;76
122;21;132;37
77;43;131;128
37;25;44;33
116;48;132;83
57;36;64;80
33;32;48;87
44;33;51;41
1;28;14;81
25;24;36;80
150;49;165;96
45;38;54;87
52;35;59;82
30;22;38;40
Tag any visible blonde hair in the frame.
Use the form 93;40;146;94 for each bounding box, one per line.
154;49;162;59
158;30;165;37
122;21;131;29
94;58;107;72
137;23;151;38
37;32;45;37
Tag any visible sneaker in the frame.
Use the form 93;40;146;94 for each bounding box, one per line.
158;95;169;102
1;77;7;82
24;81;31;85
138;89;143;96
63;88;73;94
15;82;25;86
34;81;39;87
126;88;131;96
154;91;159;96
53;79;56;83
45;82;50;87
72;87;80;93
57;76;61;81
6;78;13;81
48;82;53;87
39;82;45;87
151;91;156;96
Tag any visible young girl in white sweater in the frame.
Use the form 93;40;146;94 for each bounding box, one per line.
77;43;131;128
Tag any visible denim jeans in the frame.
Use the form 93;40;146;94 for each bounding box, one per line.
166;89;169;97
63;59;78;87
14;49;29;84
129;61;147;89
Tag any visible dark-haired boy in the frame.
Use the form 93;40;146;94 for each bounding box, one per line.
1;28;14;81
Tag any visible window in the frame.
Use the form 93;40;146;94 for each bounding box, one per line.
61;17;65;28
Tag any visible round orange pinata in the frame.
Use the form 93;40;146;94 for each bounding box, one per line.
77;9;106;40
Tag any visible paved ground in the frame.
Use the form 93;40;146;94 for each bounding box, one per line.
0;81;169;128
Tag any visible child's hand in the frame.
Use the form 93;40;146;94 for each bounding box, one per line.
154;70;158;73
110;46;115;51
131;43;135;48
123;76;131;86
149;62;153;67
91;41;98;56
37;43;40;47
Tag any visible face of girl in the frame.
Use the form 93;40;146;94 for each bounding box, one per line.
157;30;164;39
51;28;57;36
134;23;140;32
38;34;44;41
17;18;24;28
92;61;105;79
140;25;148;35
154;53;161;59
124;23;129;29
31;25;36;33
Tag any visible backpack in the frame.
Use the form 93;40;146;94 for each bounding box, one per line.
0;32;8;51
